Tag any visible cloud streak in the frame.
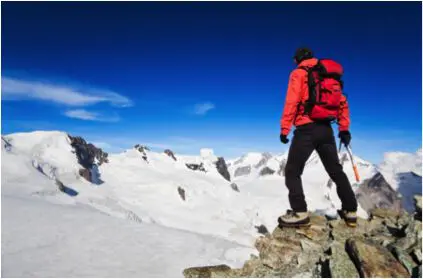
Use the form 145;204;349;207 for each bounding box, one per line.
64;109;120;122
2;76;133;107
193;102;215;115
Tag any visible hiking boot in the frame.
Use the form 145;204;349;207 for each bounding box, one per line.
278;210;310;228
339;210;357;227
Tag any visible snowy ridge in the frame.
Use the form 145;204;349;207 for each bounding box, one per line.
377;149;422;211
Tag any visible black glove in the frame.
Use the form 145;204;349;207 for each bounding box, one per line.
338;131;351;146
280;134;289;144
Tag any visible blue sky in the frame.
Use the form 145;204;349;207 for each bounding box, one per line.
1;2;422;163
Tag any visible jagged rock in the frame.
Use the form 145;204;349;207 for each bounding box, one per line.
177;187;186;201
346;237;409;277
186;163;206;172
416;265;422;278
329;242;359;278
310;214;327;228
230;183;239;192
56;179;65;192
414;195;422;220
134;144;150;153
371;207;401;219
56;179;78;196
215;157;230;181
259;167;275;176
2;136;12;151
390;235;417;252
234;166;251;177
329;221;361;242
255;224;269;235
254;153;272;169
184;210;422;278
69;135;108;167
356;172;402;214
68;135;108;183
237;255;261;276
397;210;413;228
183;265;232;278
412;245;422;264
245;263;273;277
134;144;149;162
272;225;297;239
79;168;91;182
255;235;301;269
368;233;396;247
164;149;177;161
391;246;417;276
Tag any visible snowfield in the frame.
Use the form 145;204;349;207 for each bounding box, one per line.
1;131;421;277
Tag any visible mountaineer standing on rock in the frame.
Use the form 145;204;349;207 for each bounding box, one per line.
278;47;358;228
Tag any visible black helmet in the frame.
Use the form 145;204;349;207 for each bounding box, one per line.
294;47;314;64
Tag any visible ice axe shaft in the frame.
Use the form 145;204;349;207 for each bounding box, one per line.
345;145;360;182
339;141;360;182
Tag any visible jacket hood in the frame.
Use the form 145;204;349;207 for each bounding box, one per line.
298;58;318;68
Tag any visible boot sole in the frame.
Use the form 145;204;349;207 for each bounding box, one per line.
345;221;357;228
278;222;311;228
277;217;311;228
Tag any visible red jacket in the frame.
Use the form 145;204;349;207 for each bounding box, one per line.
280;58;350;136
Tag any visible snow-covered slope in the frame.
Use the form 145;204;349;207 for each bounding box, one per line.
2;132;254;277
2;131;421;276
2;194;247;277
378;149;422;211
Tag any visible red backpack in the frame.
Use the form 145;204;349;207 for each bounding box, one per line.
299;59;344;121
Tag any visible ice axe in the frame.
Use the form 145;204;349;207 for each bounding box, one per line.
339;141;360;182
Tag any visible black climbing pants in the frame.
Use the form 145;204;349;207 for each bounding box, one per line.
284;122;358;212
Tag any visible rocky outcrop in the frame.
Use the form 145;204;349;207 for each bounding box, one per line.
134;144;150;153
69;135;108;167
164;149;177;161
56;179;78;197
184;265;232;278
186;163;206;172
260;167;275;176
230;183;239;192
234;166;251;177
184;196;422;278
414;195;422;220
178;186;186;201
356;172;402;213
2;136;12;151
215;157;230;181
134;144;149;162
254;153;272;169
255;224;269;235
68;134;108;184
346;237;409;277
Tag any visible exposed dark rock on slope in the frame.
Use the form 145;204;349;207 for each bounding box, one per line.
68;134;108;184
356;172;403;213
215;157;231;181
186;163;206;172
164;149;177;161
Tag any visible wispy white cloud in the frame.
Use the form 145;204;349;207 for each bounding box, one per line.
193;102;215;115
64;109;120;122
2;76;133;107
